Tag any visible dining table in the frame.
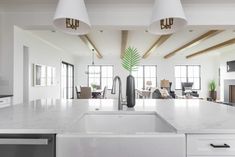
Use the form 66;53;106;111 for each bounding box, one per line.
136;89;151;99
91;89;103;98
77;89;103;99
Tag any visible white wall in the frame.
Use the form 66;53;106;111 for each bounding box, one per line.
76;55;217;99
0;11;78;104
14;26;75;104
219;51;235;101
0;12;53;101
0;13;4;91
0;12;14;95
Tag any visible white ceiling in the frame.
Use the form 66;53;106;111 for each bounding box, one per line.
87;30;122;57
0;0;56;4
2;0;234;59
0;0;233;4
29;28;235;59
31;30;90;56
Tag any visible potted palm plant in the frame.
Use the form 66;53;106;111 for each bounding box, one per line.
91;83;97;91
209;80;217;101
122;47;141;108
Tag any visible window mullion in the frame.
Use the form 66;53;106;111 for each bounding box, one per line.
100;66;102;88
88;65;90;87
156;65;157;87
186;65;188;83
64;63;68;99
143;66;145;89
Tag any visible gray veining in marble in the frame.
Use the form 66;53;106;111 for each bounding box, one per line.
0;99;235;134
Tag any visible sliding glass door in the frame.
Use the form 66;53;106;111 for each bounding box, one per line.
61;62;74;99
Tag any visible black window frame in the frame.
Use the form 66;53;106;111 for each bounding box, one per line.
61;61;74;99
87;65;114;90
132;65;157;89
175;65;201;90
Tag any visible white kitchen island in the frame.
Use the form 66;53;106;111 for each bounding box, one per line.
0;99;235;157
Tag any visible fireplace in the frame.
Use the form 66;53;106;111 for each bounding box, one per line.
229;85;235;103
224;80;235;103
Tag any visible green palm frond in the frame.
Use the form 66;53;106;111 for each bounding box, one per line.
209;80;217;92
122;47;141;74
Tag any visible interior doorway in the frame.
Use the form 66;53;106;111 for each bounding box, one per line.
23;46;29;103
61;62;74;99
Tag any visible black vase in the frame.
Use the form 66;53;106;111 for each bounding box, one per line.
126;75;136;108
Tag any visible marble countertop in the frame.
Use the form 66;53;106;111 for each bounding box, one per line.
0;99;235;134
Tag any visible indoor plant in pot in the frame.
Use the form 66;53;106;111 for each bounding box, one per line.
209;80;217;101
122;46;141;108
91;83;98;91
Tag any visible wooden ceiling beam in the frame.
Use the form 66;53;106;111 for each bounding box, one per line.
142;34;171;59
186;38;235;59
164;30;223;59
80;35;103;59
121;30;128;59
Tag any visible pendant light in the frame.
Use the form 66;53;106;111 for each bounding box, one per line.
85;49;100;75
53;0;91;35
148;0;187;35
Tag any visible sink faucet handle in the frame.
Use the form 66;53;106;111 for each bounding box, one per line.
111;76;116;94
111;76;121;95
111;84;116;94
111;76;123;110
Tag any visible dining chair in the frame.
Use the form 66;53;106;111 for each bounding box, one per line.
80;87;92;99
97;86;107;99
96;85;101;90
102;86;107;99
75;86;80;99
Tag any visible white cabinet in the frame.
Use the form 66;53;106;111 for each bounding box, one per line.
187;134;235;156
57;134;186;157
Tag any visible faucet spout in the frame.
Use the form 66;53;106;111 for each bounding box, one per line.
111;76;123;110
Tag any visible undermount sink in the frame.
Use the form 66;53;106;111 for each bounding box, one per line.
57;112;184;157
75;112;176;134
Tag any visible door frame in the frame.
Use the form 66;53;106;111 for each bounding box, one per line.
61;61;74;99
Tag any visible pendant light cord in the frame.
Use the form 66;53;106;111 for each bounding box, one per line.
92;49;95;65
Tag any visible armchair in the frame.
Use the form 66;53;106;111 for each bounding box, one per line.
181;82;199;97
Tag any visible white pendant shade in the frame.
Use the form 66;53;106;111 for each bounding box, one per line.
148;0;187;35
53;0;91;35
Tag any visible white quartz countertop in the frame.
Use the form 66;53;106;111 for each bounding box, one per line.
0;99;235;134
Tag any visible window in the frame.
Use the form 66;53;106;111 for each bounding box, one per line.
132;65;157;89
47;66;56;86
34;64;46;86
88;65;101;88
88;65;113;89
61;62;74;99
175;65;201;90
